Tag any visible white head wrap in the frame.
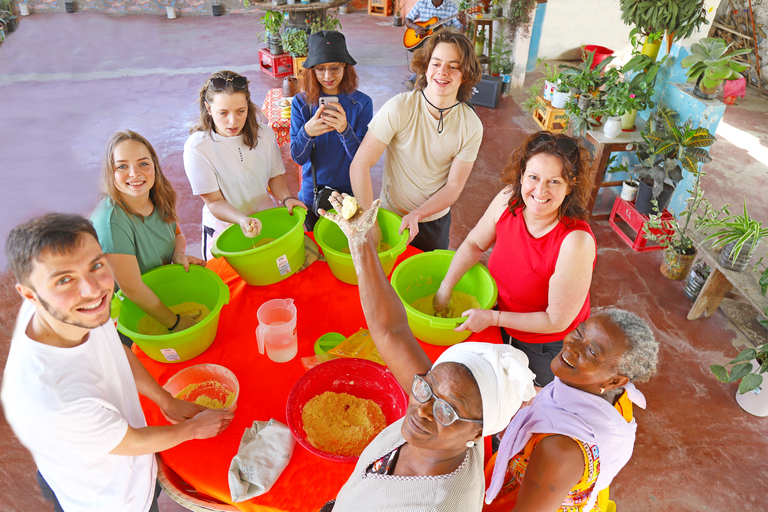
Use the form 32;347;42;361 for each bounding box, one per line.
434;342;537;437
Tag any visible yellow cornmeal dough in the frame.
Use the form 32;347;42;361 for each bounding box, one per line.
136;302;211;336
410;290;481;318
302;391;387;457
253;237;276;248
341;196;360;219
340;242;392;254
174;380;235;409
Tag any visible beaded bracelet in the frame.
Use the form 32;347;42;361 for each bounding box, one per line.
282;196;298;207
168;314;181;332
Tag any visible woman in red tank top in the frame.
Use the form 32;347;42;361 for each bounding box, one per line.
434;131;596;385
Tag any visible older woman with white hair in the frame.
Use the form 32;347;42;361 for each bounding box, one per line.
319;193;536;512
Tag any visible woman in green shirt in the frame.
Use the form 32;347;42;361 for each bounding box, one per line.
91;130;206;339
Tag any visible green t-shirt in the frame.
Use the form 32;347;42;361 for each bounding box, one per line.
90;197;177;276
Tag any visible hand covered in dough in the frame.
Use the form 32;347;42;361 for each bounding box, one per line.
239;217;262;238
320;192;381;247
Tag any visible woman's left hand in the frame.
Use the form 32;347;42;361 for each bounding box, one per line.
320;102;348;133
173;252;207;272
454;308;495;333
163;396;207;423
284;197;308;214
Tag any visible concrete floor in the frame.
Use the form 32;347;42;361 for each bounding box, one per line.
1;10;768;512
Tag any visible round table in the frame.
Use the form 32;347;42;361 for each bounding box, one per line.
134;240;501;511
250;0;350;29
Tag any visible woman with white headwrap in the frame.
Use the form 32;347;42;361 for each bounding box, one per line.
319;193;536;512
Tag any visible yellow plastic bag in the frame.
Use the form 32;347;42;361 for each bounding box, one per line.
300;329;384;370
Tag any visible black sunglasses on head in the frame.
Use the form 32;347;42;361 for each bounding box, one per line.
208;76;248;91
533;132;579;156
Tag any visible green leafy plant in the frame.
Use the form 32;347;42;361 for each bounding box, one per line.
521;78;544;114
619;0;708;42
489;34;513;75
681;37;751;92
260;10;284;36
281;28;309;57
711;343;768;394
558;49;616;95
700;200;768;264
307;11;342;33
607;156;640;184
642;110;716;175
535;57;560;83
503;0;537;41
562;99;603;137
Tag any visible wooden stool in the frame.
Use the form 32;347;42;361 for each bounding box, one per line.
608;196;673;252
531;96;566;133
259;48;293;78
368;0;392;16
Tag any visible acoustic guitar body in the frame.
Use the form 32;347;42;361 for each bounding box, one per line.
403;17;440;51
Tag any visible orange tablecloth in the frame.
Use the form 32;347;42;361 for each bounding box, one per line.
134;245;501;512
262;88;291;147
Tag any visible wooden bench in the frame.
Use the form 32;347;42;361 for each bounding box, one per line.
687;232;768;321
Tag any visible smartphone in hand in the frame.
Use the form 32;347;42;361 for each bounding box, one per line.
319;96;339;112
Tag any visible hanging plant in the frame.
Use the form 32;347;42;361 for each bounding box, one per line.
503;0;537;42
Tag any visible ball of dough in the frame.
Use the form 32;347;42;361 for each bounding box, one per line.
341;196;360;220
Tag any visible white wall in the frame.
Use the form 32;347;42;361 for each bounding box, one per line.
536;0;719;62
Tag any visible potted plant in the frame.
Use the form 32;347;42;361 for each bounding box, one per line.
562;99;602;137
681;37;752;100
500;61;514;95
642;171;724;280
619;0;709;54
700;200;768;271
260;10;284;55
211;0;223;16
393;0;403;26
607;156;641;201
550;79;570;109
489;33;512;77
711;342;768;417
535;58;559;102
683;260;711;300
474;27;486;56
281;28;309;75
559;49;616;98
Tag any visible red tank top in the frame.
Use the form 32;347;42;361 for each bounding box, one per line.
487;207;595;344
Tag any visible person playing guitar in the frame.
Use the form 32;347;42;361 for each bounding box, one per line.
405;0;468;41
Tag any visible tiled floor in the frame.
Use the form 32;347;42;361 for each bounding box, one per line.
1;10;768;512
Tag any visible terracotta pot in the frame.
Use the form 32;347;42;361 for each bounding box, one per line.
660;248;696;280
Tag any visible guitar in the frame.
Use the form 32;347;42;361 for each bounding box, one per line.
403;6;483;50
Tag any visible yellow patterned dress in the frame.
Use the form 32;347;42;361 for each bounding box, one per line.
483;392;632;512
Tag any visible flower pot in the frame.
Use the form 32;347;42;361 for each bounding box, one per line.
735;360;768;417
338;4;348;13
683;266;709;301
5;16;18;31
474;41;485;56
20;3;30;15
551;91;569;109
660;248;696;280
65;0;75;13
641;37;662;61
603;116;622;138
635;179;674;216
212;3;223;15
267;34;283;55
287;0;296;3
166;5;177;18
501;74;512;95
621;108;638;131
393;15;403;26
718;241;753;271
619;180;638;202
577;94;592;110
543;80;555;101
693;78;719;100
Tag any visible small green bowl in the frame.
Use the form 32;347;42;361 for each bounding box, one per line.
314;332;346;355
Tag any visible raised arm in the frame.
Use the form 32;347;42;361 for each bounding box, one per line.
321;194;432;390
349;132;387;211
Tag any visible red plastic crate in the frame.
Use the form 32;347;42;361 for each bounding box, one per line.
259;48;293;78
608;196;674;252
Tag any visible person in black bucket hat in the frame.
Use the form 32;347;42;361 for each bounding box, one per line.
290;30;373;230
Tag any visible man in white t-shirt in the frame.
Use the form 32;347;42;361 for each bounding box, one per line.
1;213;234;512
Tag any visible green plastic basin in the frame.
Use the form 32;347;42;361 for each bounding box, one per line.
391;250;498;346
211;207;306;286
314;208;408;285
117;265;230;363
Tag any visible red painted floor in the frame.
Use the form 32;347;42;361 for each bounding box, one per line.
1;10;767;512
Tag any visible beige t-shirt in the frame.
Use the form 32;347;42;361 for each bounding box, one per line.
368;91;483;223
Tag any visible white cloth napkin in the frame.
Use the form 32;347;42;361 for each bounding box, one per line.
228;419;296;503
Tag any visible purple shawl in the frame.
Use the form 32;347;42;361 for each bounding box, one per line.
485;377;646;511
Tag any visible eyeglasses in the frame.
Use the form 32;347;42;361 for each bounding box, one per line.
411;374;483;427
208;76;248;91
313;65;345;76
533;132;579;156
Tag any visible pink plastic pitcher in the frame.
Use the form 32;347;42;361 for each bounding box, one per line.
256;298;298;363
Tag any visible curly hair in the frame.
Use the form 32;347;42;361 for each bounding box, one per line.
190;70;261;150
411;28;482;103
299;63;359;106
599;308;659;382
500;131;592;221
102;130;178;224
